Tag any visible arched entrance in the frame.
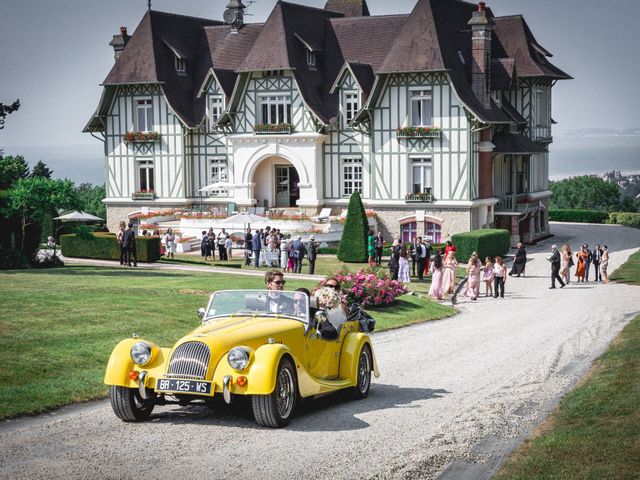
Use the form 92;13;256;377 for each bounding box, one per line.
252;156;300;208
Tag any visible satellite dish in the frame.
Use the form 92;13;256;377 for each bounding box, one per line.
223;9;237;25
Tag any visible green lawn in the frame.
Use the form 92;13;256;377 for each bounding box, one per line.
494;249;640;479
0;266;454;418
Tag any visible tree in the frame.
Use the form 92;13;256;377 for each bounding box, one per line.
550;176;623;212
337;191;369;263
0;99;20;129
4;177;79;254
0;155;30;189
30;160;53;179
75;183;106;219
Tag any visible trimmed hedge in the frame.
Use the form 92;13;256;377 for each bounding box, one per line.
608;212;640;228
451;229;510;263
61;232;161;263
549;209;609;224
0;249;29;270
337;191;369;263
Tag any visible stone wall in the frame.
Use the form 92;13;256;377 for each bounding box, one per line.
373;207;472;241
106;204;186;232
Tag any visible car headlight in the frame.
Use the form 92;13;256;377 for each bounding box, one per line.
130;342;152;365
228;347;250;371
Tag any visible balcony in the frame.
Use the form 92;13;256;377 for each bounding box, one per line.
496;193;529;212
405;189;433;203
397;126;442;139
122;132;160;143
131;191;156;201
253;123;293;135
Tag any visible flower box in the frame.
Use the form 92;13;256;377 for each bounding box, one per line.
253;123;293;135
132;191;156;200
123;131;160;143
397;127;442;139
405;191;433;203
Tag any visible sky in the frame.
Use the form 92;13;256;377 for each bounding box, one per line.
0;0;639;151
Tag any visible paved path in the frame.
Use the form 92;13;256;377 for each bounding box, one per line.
2;222;639;480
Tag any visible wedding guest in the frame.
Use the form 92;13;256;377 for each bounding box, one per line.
493;256;507;298
442;251;458;294
592;243;603;281
415;237;428;281
584;243;593;281
389;239;401;281
565;244;573;284
509;242;527;277
244;228;252;266
398;244;411;283
225;234;233;260
482;256;494;297
575;245;589;282
280;240;289;272
367;229;376;267
600;246;610;283
217;229;228;261
560;244;571;284
428;251;444;300
444;240;457;257
207;228;216;261
549;244;565;289
307;235;319;275
164;228;176;259
200;230;210;261
464;253;481;301
374;232;384;266
116;221;126;266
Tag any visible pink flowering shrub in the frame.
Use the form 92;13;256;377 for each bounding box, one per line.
317;267;408;307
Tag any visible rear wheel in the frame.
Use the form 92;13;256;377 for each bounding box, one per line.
354;344;372;399
110;386;155;421
252;357;297;427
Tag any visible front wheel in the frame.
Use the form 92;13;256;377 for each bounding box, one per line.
252;357;297;427
354;344;372;399
109;386;155;421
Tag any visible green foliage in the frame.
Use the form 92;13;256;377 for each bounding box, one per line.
61;232;161;263
451;229;510;263
550;176;626;212
73;224;95;240
30;160;52;178
0;99;20;130
337;191;369;263
0;155;30;189
0;249;28;270
548;209;609;224
608;211;640;228
75;183;106;219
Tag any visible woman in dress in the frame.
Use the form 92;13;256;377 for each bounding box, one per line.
367;230;376;267
207;228;216;261
428;251;444;300
509;242;527;277
444;240;457;257
483;256;494;297
280;240;289;271
398;244;411;283
287;240;295;272
560;244;570;283
464;253;481;301
575;245;589;282
600;245;610;283
117;221;126;265
442;251;458;295
164;228;176;259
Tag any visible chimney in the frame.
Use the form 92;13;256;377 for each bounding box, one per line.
109;26;130;62
468;2;494;108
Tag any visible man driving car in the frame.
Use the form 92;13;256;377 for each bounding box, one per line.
265;270;295;315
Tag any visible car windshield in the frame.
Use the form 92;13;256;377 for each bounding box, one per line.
204;290;309;322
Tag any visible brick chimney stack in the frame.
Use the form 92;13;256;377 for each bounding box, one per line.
109;26;130;62
468;2;494;108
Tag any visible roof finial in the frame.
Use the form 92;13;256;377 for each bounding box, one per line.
147;0;152;11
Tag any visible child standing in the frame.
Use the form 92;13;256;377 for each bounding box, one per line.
483;256;494;297
493;256;507;298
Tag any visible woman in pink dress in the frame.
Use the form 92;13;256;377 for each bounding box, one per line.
464;253;482;301
442;251;458;294
482;256;494;297
428;252;444;300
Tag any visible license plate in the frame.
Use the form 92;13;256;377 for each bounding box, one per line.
156;378;212;395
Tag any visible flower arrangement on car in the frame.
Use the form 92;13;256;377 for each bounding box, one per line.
318;268;409;307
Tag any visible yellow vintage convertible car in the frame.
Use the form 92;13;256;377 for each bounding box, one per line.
105;289;379;427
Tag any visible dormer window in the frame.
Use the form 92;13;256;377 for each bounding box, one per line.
411;89;433;127
175;56;186;74
344;91;359;125
306;50;316;68
209;96;224;128
263;70;285;78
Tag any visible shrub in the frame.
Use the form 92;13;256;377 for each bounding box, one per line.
337;191;369;263
608;212;640;228
0;249;29;270
61;232;161;262
451;229;510;263
318;268;408;307
548;209;608;224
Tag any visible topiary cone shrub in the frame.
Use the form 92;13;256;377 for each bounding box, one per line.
337;191;369;263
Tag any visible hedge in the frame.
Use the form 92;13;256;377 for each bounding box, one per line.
61;232;161;263
608;212;640;228
337;191;369;263
451;229;510;263
320;242;444;257
548;209;609;224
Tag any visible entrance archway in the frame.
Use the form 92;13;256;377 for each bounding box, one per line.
252;156;301;208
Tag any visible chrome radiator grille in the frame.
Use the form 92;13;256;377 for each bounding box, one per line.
166;342;211;379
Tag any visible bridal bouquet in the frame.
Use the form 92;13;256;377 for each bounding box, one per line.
314;287;341;310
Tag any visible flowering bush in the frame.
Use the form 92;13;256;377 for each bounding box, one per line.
317;267;408;307
267;211;309;221
123;131;160;142
396;126;441;137
177;236;196;244
177;211;229;220
129;208;181;221
253;123;293;134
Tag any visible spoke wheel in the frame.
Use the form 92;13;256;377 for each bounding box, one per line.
354;345;372;398
252;357;297;428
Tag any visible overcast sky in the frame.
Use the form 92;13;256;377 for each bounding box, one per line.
1;0;639;148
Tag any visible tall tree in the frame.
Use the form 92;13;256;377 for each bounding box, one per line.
337;191;369;263
550;176;623;212
0;99;20;129
75;183;106;219
0;155;30;189
30;160;53;179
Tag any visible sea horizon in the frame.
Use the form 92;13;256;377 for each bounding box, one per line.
2;134;639;186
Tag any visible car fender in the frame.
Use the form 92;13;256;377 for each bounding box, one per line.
104;338;168;387
339;333;379;385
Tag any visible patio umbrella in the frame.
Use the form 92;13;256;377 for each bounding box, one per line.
198;182;235;192
54;211;104;222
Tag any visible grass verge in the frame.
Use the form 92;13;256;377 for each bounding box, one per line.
0;266;454;418
609;250;640;286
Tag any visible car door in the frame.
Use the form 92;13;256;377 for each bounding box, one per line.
305;307;347;379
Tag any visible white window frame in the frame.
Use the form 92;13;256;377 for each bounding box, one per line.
306;49;316;67
209;96;224;128
535;89;548;128
136;158;155;193
207;158;229;196
343;91;359;126
175;56;186;74
135;98;153;132
341;157;363;197
410;157;433;195
410;89;433;127
258;94;291;125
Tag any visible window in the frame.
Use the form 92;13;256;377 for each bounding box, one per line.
411;158;433;194
426;222;442;243
535;89;548;127
136;99;153;132
137;159;155;192
208;158;228;195
306;50;316;67
344;91;359;125
263;70;285;77
259;95;291;124
342;158;363;196
401;222;417;243
411;90;433;127
175;57;186;74
209;96;224;126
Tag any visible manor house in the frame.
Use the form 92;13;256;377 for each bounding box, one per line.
85;0;570;243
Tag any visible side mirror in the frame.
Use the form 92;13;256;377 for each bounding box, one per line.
197;308;206;321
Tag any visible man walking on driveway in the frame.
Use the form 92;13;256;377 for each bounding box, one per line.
584;243;593;281
548;244;565;289
122;223;137;267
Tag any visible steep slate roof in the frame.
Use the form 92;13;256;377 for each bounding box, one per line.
324;0;370;17
492;132;548;154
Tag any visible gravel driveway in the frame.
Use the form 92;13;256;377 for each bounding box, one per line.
1;222;639;480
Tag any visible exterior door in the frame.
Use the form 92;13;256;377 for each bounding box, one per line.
275;165;290;207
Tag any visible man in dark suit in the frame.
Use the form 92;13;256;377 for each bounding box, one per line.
548;244;565;289
389;240;401;281
291;235;306;274
252;230;261;268
265;270;294;315
415;237;427;281
122;223;137;267
307;236;319;275
244;228;253;266
584;244;593;281
592;243;603;281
